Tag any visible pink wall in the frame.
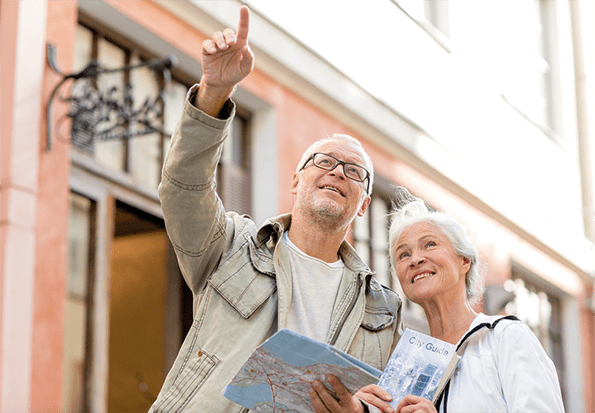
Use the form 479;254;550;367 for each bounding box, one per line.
31;2;79;411
0;0;20;407
582;301;595;411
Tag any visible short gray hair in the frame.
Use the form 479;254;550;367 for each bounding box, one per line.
296;134;374;196
388;187;485;302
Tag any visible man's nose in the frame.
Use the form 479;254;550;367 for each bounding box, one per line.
328;163;347;179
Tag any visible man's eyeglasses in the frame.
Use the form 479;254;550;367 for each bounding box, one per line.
299;153;370;193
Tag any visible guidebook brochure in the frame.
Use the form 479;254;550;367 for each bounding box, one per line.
377;328;460;407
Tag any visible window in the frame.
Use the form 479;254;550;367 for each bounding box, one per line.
354;194;391;286
498;0;559;135
217;110;252;216
63;193;95;413
353;192;428;332
72;20;190;190
504;276;566;406
73;17;253;211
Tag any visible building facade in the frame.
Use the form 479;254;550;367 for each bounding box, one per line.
0;0;594;412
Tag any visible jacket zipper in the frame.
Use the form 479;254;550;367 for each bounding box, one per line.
328;275;363;347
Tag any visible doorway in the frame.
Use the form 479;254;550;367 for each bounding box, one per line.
64;191;193;412
107;201;191;412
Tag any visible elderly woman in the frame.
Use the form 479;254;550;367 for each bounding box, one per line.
385;188;564;413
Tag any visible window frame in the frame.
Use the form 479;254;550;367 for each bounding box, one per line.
74;14;195;189
352;178;430;333
507;262;568;410
497;0;563;143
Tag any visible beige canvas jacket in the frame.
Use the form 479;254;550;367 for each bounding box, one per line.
150;85;403;413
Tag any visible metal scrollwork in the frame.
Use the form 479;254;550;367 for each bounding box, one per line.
45;43;177;152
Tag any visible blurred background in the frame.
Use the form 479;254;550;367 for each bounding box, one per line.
1;0;594;411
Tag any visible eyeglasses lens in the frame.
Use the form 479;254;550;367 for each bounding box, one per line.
313;154;367;182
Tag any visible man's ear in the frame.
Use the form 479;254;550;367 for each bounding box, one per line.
357;195;371;217
290;173;299;195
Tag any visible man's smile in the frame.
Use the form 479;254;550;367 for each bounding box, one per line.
320;185;345;197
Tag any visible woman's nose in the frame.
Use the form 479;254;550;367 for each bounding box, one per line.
409;252;425;267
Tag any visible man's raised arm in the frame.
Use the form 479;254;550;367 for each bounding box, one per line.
195;5;254;117
158;6;254;295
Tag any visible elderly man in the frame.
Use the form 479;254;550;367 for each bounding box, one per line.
150;6;402;413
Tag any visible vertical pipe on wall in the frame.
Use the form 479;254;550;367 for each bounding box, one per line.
570;0;595;242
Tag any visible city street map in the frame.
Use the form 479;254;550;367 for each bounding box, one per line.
223;329;382;413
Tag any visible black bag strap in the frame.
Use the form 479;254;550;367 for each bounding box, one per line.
433;315;520;413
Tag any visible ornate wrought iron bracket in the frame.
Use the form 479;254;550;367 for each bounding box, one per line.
45;43;177;152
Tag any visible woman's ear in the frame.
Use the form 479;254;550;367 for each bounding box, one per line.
461;256;471;274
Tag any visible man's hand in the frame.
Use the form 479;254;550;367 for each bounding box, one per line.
197;5;254;117
309;375;364;413
395;395;437;413
309;375;394;413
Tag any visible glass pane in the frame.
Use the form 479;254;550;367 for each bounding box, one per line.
67;195;91;298
63;193;93;413
371;199;390;286
131;131;161;189
163;81;187;136
353;214;369;241
221;115;247;167
162;136;171;165
354;240;370;265
95;38;126;172
374;251;390;287
162;81;188;176
129;59;161;188
498;0;551;127
73;25;93;73
372;199;389;246
231;116;245;167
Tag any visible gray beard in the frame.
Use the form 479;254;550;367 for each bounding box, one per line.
308;199;352;231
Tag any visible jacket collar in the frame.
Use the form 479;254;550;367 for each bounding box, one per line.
256;213;292;249
255;213;375;280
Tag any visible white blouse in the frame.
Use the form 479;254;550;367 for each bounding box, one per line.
443;313;565;413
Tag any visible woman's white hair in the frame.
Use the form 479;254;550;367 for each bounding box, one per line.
295;134;374;196
388;187;485;303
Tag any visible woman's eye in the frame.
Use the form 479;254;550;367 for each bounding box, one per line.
426;241;436;248
399;252;410;260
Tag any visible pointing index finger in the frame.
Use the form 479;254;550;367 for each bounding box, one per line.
237;5;250;43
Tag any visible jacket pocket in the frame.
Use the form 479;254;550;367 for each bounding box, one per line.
209;240;276;319
151;349;220;413
361;308;396;331
353;308;397;370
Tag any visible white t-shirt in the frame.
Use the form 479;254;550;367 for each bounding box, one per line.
282;232;344;343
